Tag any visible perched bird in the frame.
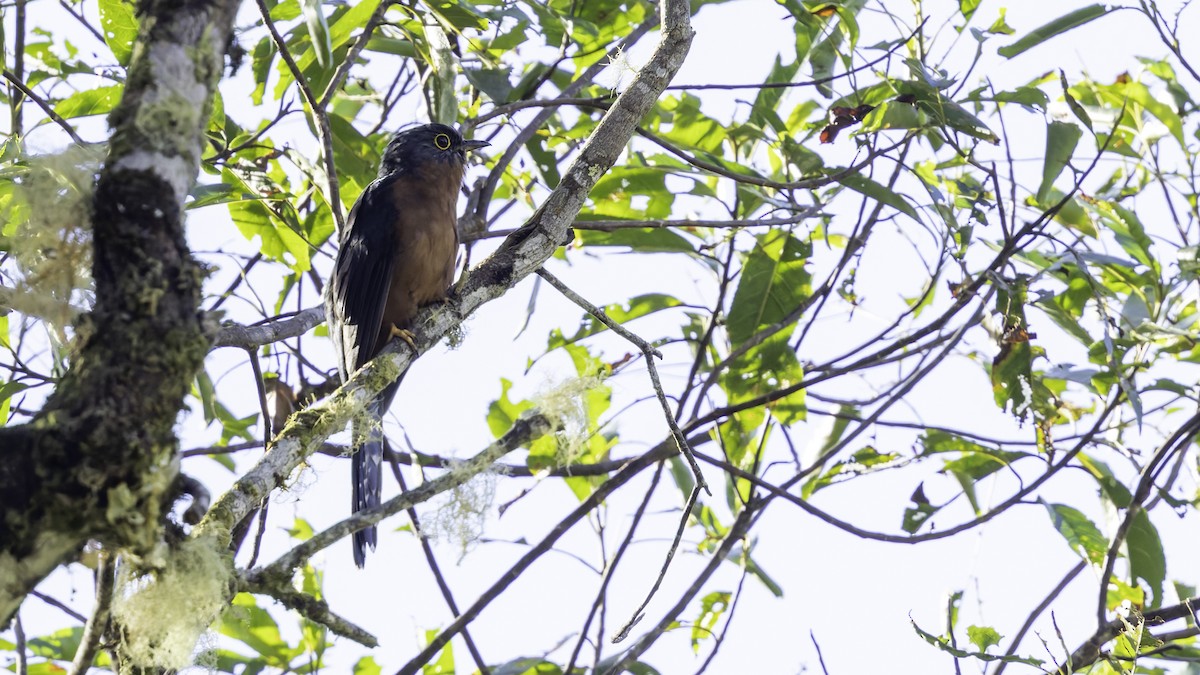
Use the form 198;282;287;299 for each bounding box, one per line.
325;123;488;567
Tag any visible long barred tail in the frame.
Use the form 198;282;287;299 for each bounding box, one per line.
351;378;401;568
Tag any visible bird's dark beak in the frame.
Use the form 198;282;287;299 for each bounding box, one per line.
461;139;490;152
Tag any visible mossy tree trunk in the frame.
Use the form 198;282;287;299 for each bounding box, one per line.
0;0;240;625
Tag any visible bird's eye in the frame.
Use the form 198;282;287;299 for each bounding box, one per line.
433;133;452;150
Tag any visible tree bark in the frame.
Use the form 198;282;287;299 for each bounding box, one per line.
0;0;240;625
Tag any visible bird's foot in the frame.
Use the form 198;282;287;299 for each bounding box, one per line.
388;324;417;350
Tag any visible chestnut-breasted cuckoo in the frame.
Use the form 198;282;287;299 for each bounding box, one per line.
325;123;487;567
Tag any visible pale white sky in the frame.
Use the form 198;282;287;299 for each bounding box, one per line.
8;1;1200;674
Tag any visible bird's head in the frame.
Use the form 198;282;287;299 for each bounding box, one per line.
379;123;489;176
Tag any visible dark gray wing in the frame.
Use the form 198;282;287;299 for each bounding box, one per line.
326;176;401;380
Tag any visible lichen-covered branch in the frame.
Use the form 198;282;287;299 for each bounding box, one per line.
246;412;554;581
239;576;378;648
212;306;325;349
0;0;239;625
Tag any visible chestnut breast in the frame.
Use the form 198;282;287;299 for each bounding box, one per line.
378;162;463;334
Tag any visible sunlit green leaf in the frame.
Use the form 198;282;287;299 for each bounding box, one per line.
998;5;1109;59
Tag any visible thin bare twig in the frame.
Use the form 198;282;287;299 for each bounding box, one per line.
69;551;114;675
1095;411;1200;624
810;630;832;675
536;267;709;494
565;462;665;674
248;413;554;579
604;506;756;673
2;69;86;145
394;446;667;675
992;561;1086;675
240;576;378;647
388;459;491;675
464;211;823;242
30;591;87;622
14;613;27;675
611;484;701;643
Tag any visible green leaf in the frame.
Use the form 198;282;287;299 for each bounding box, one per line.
902;482;938;534
1037;121;1082;205
54;85;122;119
220;594;301;665
1041;500;1107;565
997;5;1109;59
99;0;138;66
422;628;455;674
912;620;1042;666
958;0;981;23
691;591;731;653
27;626;83;660
546;293;683;352
0;380;30;423
464;67;513;103
750;56;800;133
354;656;383;675
1127;509;1166;608
803;444;898;498
486;378;532;439
726;229;812;345
491;658;564;675
967;625;1003;652
575;226;695;253
301;0;333;68
222;169;315;271
839;173;920;222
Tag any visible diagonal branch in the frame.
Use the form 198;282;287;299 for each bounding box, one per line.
245;412;554;579
536;267;709;494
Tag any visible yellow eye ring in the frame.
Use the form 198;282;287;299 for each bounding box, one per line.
433;133;452;150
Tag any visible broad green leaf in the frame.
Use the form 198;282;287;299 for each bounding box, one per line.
423;0;488;32
967;625;1003;652
486;378;533;439
54;85;122;118
427;23;458;125
902;482;937;534
1041;500;1107;565
575;226;695;253
726;230;812;344
839;173;920;222
0;380;30;423
99;0;138;66
750;56;800;133
1037;121;1082;205
1127;509;1166;608
959;0;981;23
803;445;898;498
301;0;332;68
27;626;83;660
1118;80;1185;147
222;169;315;271
998;5;1109;59
220;594;301;665
465;67;513;103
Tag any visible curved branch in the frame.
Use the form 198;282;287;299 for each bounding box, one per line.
213;306;325;349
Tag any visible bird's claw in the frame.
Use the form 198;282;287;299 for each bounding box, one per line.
388;324;417;350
